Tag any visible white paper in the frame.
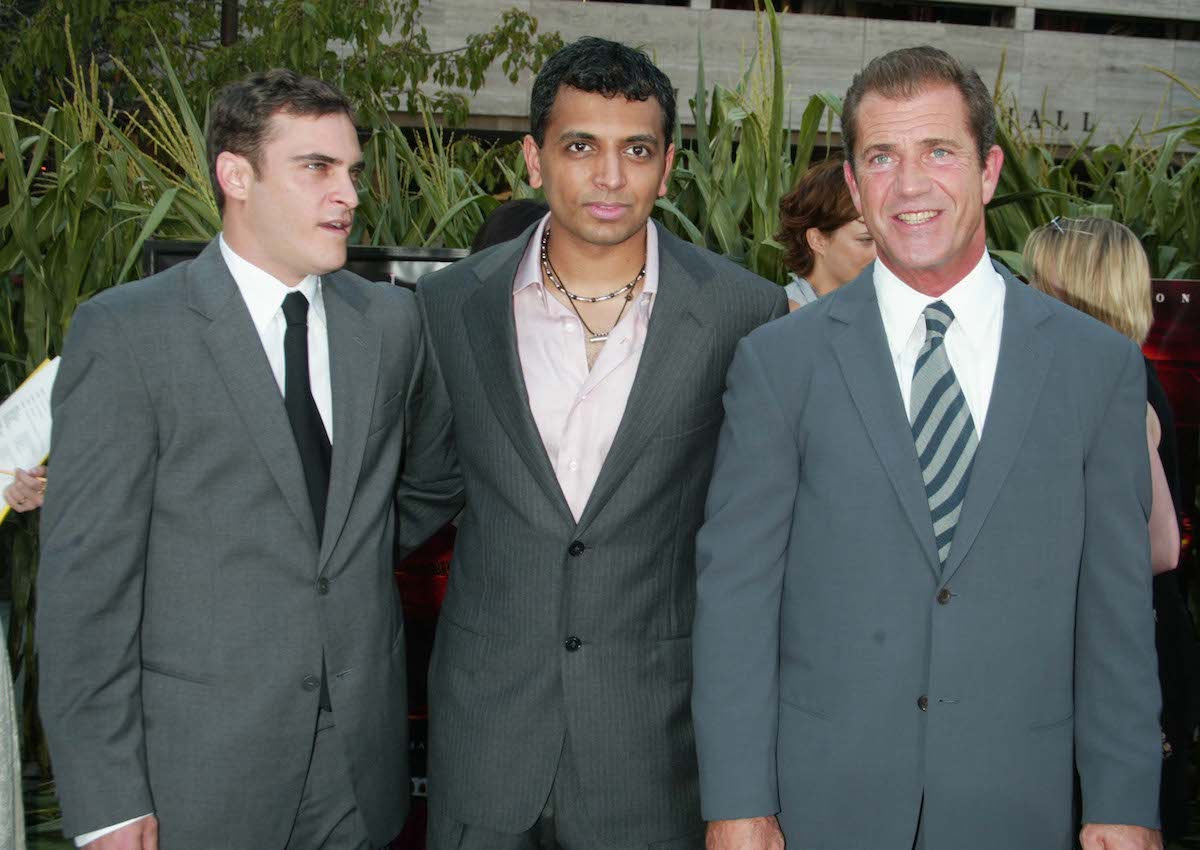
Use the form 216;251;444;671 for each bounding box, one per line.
0;357;60;477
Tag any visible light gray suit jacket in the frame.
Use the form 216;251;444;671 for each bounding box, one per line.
418;222;787;845
693;262;1161;850
37;240;462;848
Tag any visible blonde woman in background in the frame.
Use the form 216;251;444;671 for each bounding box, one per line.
1024;217;1179;573
1024;215;1194;839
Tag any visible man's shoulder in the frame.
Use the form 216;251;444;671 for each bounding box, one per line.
79;253;196;323
327;267;417;317
658;226;779;301
1016;280;1139;366
418;247;494;295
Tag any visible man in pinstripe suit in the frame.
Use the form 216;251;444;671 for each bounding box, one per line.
417;37;786;850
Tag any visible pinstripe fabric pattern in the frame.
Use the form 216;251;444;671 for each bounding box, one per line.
909;301;977;565
418;221;787;847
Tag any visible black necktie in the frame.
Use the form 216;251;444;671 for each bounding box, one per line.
281;291;331;540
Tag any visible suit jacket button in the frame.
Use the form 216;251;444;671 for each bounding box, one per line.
568;541;586;557
917;695;929;711
936;587;952;604
564;636;582;652
302;675;320;692
317;577;330;596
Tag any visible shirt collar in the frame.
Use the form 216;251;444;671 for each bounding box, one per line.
219;234;325;334
873;250;1004;357
513;213;660;301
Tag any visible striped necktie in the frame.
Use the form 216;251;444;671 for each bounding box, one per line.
910;301;978;566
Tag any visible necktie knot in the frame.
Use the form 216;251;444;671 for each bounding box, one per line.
922;300;955;343
282;291;310;327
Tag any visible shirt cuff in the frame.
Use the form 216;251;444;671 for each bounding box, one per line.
75;814;152;847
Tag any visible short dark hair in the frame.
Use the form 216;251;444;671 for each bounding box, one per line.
207;69;355;212
841;46;996;169
776;158;859;278
529;37;676;147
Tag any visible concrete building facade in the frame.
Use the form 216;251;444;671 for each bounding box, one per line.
421;0;1200;145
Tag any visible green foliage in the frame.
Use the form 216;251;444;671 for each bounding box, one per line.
985;63;1200;280
356;109;506;250
2;0;564;126
659;2;843;284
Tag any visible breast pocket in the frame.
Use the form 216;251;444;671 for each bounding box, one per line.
655;399;724;441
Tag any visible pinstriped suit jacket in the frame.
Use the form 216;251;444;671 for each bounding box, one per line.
418;221;787;845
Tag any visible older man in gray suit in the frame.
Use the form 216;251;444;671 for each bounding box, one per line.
694;47;1162;850
419;38;785;850
36;70;461;849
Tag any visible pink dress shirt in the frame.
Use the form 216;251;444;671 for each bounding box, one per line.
513;214;659;521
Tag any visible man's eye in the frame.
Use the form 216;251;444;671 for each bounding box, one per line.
629;145;649;157
870;153;891;165
305;162;327;171
931;148;950;159
568;142;590;153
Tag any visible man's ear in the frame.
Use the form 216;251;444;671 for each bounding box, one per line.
843;159;864;217
216;151;254;204
522;135;544;190
658;142;676;198
980;144;1004;206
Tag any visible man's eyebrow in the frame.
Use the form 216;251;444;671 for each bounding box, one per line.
290;153;338;164
556;130;598;143
623;134;659;145
922;137;963;149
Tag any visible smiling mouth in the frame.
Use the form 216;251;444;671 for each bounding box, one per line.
896;211;939;225
320;220;351;235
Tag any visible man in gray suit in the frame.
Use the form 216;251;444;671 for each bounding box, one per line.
693;47;1162;850
418;38;786;850
36;70;460;849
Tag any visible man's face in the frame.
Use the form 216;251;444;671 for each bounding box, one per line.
844;83;1003;294
218;111;363;284
523;86;674;254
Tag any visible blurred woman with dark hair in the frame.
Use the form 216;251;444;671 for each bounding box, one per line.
776;157;875;311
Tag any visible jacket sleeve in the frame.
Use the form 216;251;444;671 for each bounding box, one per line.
36;299;157;836
692;333;798;819
394;289;464;558
1074;339;1162;828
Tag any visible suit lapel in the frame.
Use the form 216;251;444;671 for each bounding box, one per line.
318;274;380;572
462;234;575;525
941;269;1053;581
189;241;319;546
829;269;942;578
574;226;708;535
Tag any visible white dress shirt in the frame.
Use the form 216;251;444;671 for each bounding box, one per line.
874;251;1006;433
73;236;334;847
513;214;658;521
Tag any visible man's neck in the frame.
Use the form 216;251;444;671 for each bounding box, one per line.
545;221;648;298
221;219;305;287
883;244;987;299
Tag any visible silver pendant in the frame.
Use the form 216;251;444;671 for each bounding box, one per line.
587;333;608;343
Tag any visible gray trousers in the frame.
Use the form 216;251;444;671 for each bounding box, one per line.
427;733;704;850
285;709;372;850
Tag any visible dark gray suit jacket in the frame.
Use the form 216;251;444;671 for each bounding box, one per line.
418;222;787;845
693;262;1162;850
37;241;462;848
